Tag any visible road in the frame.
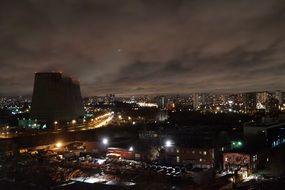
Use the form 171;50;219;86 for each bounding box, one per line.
0;112;114;139
64;112;114;132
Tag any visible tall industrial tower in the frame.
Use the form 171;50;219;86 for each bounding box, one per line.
30;72;84;125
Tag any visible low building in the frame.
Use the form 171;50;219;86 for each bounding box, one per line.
244;121;285;148
160;146;215;169
223;149;269;178
158;126;231;170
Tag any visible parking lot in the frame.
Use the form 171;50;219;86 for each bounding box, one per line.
0;141;197;189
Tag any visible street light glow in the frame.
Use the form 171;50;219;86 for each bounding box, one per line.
232;141;243;148
56;141;62;148
102;138;109;145
165;140;173;147
129;146;134;151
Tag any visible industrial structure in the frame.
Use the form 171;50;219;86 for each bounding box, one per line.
31;72;84;126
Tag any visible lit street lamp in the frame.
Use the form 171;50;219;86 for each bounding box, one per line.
56;141;62;148
54;121;58;129
165;139;173;147
71;119;76;127
102;137;109;145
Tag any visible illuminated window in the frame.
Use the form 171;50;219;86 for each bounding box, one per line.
199;158;202;162
203;151;207;155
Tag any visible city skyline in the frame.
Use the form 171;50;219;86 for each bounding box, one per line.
1;1;285;189
1;0;285;96
1;86;284;98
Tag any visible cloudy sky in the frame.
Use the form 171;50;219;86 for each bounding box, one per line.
0;0;284;96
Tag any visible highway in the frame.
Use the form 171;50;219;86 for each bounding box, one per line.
0;112;114;139
68;112;114;132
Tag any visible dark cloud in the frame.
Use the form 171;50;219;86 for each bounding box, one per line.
0;0;284;96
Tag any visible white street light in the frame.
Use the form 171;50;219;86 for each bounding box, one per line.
129;146;134;152
102;138;109;145
71;119;76;124
165;140;173;147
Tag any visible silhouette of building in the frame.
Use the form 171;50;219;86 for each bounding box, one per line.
158;96;167;110
31;72;84;125
245;92;257;113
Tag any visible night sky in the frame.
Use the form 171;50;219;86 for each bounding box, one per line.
0;0;285;96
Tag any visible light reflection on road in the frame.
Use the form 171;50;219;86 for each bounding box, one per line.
0;112;114;138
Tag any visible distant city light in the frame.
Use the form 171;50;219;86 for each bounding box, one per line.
71;120;76;124
228;100;233;104
129;146;134;151
137;102;158;108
